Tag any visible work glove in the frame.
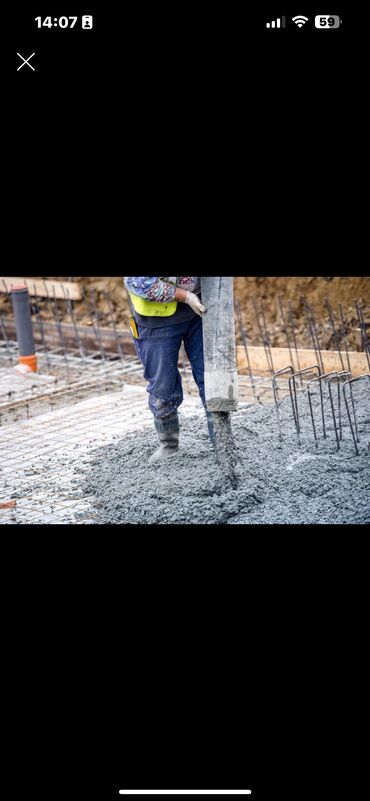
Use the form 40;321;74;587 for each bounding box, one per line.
185;291;207;317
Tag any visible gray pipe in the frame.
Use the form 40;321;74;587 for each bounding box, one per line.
201;276;239;488
10;285;37;369
201;276;238;411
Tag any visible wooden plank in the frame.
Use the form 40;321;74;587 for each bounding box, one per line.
236;345;368;378
0;277;82;301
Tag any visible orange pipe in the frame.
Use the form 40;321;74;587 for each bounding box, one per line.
19;354;38;372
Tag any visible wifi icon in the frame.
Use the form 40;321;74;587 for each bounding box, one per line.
292;15;309;27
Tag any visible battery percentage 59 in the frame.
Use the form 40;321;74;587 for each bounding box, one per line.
315;15;342;28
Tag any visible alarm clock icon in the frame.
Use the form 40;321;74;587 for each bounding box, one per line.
82;15;93;29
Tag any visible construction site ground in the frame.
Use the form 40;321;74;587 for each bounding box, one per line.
1;276;369;525
1;349;369;525
83;390;370;525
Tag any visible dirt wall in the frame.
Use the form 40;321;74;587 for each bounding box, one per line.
1;276;369;351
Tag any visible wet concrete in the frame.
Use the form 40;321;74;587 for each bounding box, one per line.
82;386;370;524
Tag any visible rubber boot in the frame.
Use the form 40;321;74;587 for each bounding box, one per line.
148;411;180;463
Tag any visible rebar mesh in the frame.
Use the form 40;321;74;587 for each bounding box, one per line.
0;385;208;524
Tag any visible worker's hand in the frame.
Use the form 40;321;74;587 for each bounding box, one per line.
186;291;207;317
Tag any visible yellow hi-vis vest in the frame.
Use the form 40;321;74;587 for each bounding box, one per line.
129;277;177;317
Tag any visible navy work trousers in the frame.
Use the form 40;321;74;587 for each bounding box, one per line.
132;315;206;418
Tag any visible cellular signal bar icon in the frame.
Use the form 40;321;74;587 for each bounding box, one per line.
266;16;286;28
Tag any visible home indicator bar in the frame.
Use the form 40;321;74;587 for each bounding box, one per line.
118;793;252;796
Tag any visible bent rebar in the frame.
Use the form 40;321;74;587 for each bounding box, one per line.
343;374;370;456
327;372;351;450
307;371;338;446
272;365;294;441
288;365;320;446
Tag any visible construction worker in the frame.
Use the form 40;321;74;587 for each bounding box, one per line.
124;277;215;462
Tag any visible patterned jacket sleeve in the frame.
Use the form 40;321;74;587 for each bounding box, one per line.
124;277;176;303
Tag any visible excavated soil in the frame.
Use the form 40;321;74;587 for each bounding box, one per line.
1;276;369;351
81;385;370;525
233;275;370;350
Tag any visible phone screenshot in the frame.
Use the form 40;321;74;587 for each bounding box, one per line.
9;6;364;801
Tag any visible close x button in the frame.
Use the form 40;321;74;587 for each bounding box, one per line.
17;52;36;71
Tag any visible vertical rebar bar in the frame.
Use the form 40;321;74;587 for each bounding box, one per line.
307;373;332;445
251;296;273;374
337;371;351;440
278;296;295;371
288;300;303;387
338;304;352;374
43;281;70;378
301;295;324;375
104;289;124;363
288;375;300;444
355;302;370;370
343;375;370;456
259;296;275;374
51;283;70;369
62;285;85;360
327;374;343;450
92;288;105;361
307;387;318;446
273;365;293;441
32;286;51;369
235;299;257;402
302;296;317;366
82;286;106;362
324;298;345;371
0;310;14;364
338;304;359;435
309;303;325;376
343;389;359;455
